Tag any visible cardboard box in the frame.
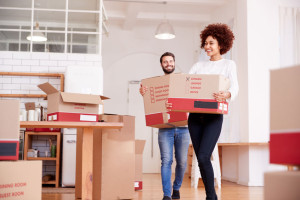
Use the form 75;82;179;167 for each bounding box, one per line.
0;160;42;200
270;65;300;165
135;140;146;190
141;74;230;127
0;100;20;160
76;114;135;200
270;65;300;132
264;171;300;200
270;133;300;165
38;82;108;122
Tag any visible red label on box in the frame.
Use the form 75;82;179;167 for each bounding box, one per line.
270;132;300;165
168;98;228;114
26;128;61;132
134;181;143;190
48;112;99;122
145;111;187;126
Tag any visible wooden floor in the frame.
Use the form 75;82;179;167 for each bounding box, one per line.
42;174;264;200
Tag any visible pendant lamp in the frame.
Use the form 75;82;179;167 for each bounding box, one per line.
155;20;175;40
27;22;47;42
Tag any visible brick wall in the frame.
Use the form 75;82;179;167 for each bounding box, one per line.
1;51;102;183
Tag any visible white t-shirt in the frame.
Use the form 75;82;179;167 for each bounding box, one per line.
189;59;239;101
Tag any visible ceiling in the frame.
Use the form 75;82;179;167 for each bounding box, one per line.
0;0;232;29
103;0;232;29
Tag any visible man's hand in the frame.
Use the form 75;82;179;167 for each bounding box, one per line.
139;83;148;96
213;91;231;102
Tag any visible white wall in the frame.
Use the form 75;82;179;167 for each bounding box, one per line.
0;51;102;110
102;23;204;115
210;0;291;186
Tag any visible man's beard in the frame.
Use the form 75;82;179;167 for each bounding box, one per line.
162;65;175;74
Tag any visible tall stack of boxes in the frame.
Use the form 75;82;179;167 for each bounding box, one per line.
75;114;136;199
265;65;300;200
0;100;42;200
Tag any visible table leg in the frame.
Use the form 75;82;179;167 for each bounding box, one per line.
75;128;83;199
82;127;94;200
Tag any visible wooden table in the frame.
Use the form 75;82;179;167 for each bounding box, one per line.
20;121;123;200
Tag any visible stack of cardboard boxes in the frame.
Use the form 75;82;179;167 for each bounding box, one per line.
141;73;230;128
265;65;300;200
0;100;42;200
39;82;144;198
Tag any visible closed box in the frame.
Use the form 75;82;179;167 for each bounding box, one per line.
76;114;135;200
38;82;108;122
0;100;20;160
0;160;42;200
141;74;229;128
270;65;300;165
264;171;300;200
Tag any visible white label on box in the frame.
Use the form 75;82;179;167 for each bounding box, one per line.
80;115;96;121
224;104;228;111
52;114;57;120
134;182;139;187
219;103;223;110
48;115;52;121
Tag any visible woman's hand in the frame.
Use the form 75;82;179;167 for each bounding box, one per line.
165;100;172;111
213;91;231;102
139;84;148;96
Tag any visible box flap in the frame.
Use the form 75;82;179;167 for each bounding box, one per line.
100;96;110;100
61;92;102;104
135;140;146;154
25;102;35;110
38;82;59;95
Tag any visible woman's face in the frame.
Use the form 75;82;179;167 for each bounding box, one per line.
204;35;221;57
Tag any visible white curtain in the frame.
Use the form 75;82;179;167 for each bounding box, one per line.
279;7;300;67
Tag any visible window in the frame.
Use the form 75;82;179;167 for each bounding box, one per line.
0;0;106;54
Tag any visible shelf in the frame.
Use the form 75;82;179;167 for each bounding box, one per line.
24;131;61;188
42;180;56;185
27;157;57;161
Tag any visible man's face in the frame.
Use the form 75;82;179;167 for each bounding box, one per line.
161;56;175;74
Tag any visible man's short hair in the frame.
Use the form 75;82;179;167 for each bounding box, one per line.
160;52;175;64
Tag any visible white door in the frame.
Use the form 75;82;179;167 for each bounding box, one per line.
128;81;161;173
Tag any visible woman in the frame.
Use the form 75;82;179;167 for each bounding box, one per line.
188;23;239;200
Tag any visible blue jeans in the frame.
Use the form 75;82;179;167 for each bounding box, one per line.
158;127;190;197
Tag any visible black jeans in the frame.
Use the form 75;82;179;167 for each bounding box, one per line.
188;113;223;200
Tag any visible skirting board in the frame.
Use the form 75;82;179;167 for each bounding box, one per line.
222;176;264;186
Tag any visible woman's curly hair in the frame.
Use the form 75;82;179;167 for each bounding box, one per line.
200;23;235;55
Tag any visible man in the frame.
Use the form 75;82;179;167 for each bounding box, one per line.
140;52;190;200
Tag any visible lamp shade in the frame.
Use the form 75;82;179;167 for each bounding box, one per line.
155;21;175;40
26;23;47;42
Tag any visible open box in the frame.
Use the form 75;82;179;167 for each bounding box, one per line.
38;82;108;122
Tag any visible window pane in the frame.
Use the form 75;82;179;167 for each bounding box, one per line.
47;33;65;53
0;31;20;51
69;0;99;11
68;12;99;30
67;33;98;54
32;43;45;52
0;43;8;51
35;0;65;10
0;0;31;8
0;9;31;29
34;10;65;31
